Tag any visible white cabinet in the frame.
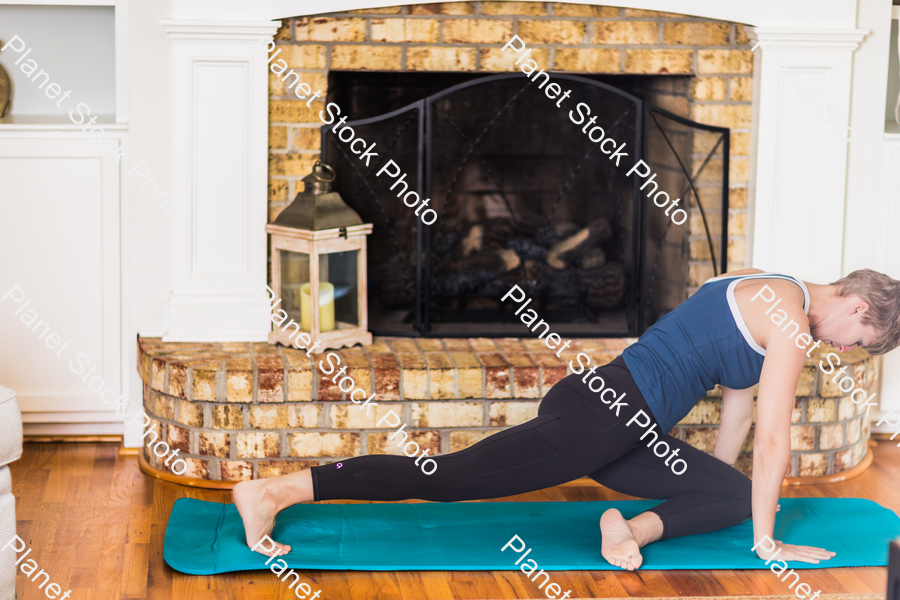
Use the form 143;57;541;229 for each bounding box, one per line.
0;136;124;434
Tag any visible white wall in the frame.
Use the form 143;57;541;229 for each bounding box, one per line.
843;0;899;421
879;135;900;424
0;5;115;116
122;0;174;446
845;0;893;274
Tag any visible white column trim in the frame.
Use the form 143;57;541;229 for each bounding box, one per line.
747;27;868;284
750;28;868;48
162;19;280;40
162;19;279;342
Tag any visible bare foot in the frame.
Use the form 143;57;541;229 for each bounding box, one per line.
233;479;292;557
600;509;643;571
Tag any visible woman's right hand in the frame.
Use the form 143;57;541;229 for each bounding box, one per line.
756;540;836;564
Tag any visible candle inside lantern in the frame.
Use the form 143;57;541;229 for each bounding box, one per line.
300;282;335;332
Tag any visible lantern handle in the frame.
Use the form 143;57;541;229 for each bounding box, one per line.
313;161;336;183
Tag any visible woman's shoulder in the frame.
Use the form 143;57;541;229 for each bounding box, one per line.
706;269;806;297
733;272;809;352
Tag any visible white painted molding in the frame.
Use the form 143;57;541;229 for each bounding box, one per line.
871;417;897;435
162;19;278;341
161;19;282;40
0;116;125;132
0;0;114;4
23;423;124;436
748;28;869;49
747;27;867;284
20;409;125;424
171;0;859;28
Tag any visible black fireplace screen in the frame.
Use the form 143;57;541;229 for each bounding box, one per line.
323;72;728;338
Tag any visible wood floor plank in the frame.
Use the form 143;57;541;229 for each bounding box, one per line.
40;446;76;504
791;569;847;595
661;569;730;596
310;571;355;600
146;518;173;599
823;567;881;594
128;504;152;545
618;569;679;597
490;570;536;599
394;571;431;599
346;572;388;599
12;520;32;600
19;473;54;529
731;568;789;596
446;571;502;599
586;570;632;597
708;569;755;595
32;499;62;560
120;542;150;599
11;466;46;521
23;443;56;472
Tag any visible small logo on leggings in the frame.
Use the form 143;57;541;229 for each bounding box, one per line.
336;462;343;469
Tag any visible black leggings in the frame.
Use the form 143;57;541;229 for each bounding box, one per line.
310;357;752;541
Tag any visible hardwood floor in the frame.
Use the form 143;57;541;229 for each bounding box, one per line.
9;441;899;599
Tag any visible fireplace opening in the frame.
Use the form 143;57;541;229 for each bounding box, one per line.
323;72;729;338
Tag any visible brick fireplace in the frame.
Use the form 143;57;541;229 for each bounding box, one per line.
135;2;878;487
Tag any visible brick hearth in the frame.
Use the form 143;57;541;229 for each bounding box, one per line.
136;337;876;482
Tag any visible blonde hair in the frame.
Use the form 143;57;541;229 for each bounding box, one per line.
831;269;900;355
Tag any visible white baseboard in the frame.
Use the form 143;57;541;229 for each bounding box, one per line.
22;422;124;436
20;410;124;423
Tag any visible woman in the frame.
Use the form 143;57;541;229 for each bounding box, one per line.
234;268;900;570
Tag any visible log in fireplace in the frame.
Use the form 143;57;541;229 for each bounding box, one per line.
323;72;729;338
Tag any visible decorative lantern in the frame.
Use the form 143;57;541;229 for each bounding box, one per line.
266;161;372;350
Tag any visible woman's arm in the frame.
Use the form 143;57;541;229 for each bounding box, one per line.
752;328;835;563
714;385;754;465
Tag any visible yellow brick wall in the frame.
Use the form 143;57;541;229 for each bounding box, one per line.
267;2;753;295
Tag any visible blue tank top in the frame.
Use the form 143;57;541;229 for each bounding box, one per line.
621;273;810;433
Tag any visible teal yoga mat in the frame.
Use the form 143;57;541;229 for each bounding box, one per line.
164;497;900;574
